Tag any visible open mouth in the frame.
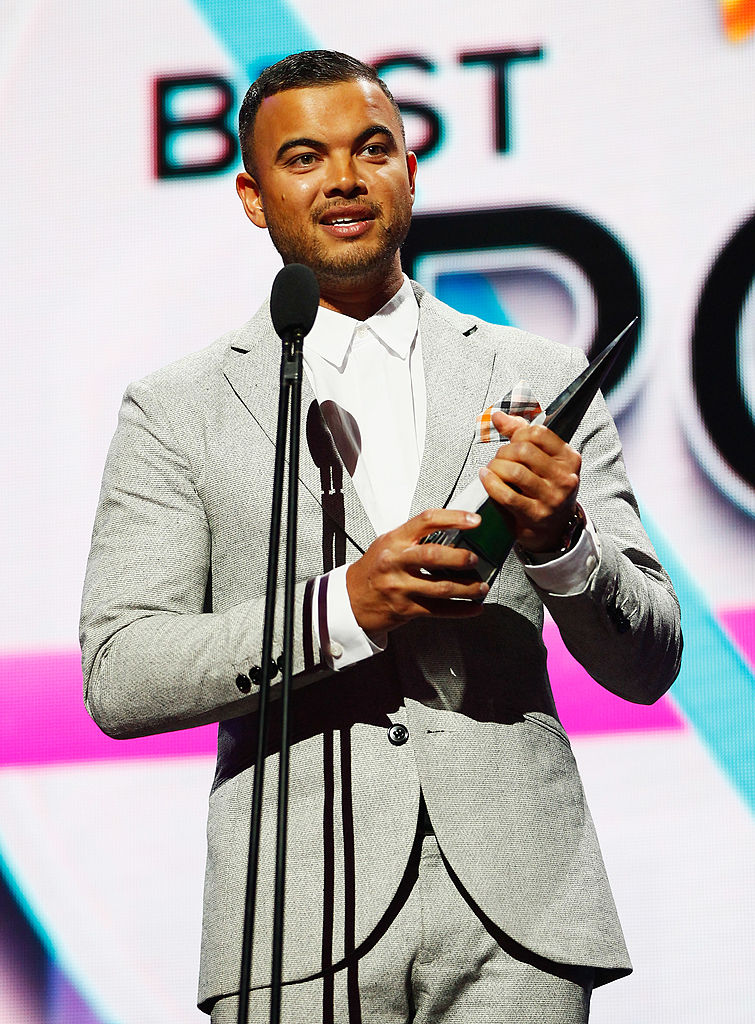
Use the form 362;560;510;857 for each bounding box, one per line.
319;205;376;239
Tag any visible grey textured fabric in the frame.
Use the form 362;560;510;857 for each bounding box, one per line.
209;834;594;1023
80;284;682;1013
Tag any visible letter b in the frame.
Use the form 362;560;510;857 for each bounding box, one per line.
153;74;237;179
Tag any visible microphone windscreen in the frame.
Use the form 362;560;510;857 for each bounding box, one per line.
270;264;320;341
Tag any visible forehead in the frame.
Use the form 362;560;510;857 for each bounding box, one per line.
252;79;402;163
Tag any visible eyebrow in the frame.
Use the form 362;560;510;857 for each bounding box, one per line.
275;137;325;162
354;124;398;149
274;124;398;164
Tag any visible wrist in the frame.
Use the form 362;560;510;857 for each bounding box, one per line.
519;503;586;565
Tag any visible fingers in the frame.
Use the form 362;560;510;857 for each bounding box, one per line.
399;508;481;544
488;412;581;499
407;567;489;602
478;464;572;533
387;572;489;619
347;563;487;632
482;454;580;508
402;538;481;574
491;410;531;439
492;411;580;461
346;510;490;634
482;413;582;552
381;541;489;602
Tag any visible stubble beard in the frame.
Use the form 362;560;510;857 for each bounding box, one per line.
265;197;413;291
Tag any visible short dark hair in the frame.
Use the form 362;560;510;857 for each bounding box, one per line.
238;50;404;174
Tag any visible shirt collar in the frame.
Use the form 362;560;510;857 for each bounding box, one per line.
304;275;419;370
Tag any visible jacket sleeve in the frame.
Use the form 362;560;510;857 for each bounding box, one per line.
531;355;683;705
80;380;330;740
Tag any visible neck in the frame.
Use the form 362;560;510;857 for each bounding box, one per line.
317;262;405;321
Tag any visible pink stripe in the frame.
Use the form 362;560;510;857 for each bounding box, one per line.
543;621;685;735
0;651;216;766
0;616;704;766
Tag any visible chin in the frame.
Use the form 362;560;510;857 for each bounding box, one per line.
270;215;410;287
317;243;399;284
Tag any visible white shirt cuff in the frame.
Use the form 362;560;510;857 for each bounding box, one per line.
313;565;386;671
519;513;601;597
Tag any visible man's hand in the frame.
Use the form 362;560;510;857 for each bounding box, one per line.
346;509;488;634
480;411;582;554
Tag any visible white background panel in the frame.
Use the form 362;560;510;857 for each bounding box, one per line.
2;0;755;1020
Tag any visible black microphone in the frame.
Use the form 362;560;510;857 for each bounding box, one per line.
245;261;319;1024
270;263;320;341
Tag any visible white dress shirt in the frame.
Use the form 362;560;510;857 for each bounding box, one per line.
302;276;425;536
301;277;600;670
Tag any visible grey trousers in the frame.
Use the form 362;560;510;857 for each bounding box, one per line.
210;834;593;1023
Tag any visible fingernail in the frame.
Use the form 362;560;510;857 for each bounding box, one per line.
478;467;489;480
465;512;481;525
479;583;489;595
467;552;478;565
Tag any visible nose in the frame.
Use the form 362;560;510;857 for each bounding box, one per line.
323;153;366;198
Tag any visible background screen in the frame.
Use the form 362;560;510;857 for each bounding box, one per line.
2;1;755;1021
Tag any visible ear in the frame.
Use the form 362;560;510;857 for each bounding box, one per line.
406;151;418;203
236;171;267;229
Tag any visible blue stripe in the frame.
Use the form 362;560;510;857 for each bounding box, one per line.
644;514;755;813
191;0;317;79
435;271;513;325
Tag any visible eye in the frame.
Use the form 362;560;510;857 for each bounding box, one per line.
288;151;319;168
361;143;389;158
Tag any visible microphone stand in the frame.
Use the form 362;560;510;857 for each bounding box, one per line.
237;271;314;1024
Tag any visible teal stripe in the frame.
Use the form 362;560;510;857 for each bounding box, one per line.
435;271;512;325
431;276;755;813
435;278;755;813
0;838;114;1023
191;0;317;79
180;4;755;821
645;514;755;812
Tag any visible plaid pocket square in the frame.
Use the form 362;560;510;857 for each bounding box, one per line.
475;382;543;443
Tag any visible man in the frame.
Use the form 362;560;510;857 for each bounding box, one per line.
81;51;682;1023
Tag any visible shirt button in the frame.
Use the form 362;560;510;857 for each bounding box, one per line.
388;723;409;746
329;641;344;660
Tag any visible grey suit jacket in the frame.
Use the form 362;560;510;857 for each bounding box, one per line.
80;284;682;1008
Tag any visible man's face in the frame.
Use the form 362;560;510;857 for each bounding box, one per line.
236;79;417;291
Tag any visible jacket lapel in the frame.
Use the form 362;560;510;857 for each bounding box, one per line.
220;304;374;557
410;287;497;517
220;285;497;556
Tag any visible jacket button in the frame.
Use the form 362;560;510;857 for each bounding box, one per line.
249;661;280;684
388;723;409;746
235;673;252;694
